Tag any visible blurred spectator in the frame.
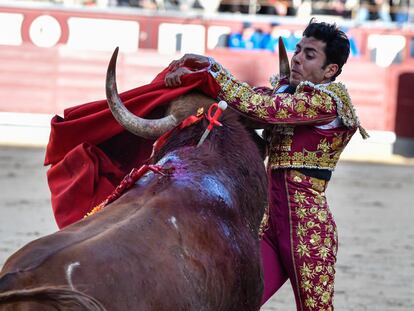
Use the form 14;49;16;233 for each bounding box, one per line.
117;0;132;6
274;0;289;15
198;0;221;13
356;0;391;21
227;24;245;49
297;0;312;18
257;0;289;15
228;22;266;50
348;35;360;56
177;0;196;11
246;28;266;49
331;0;347;16
377;0;392;22
116;0;196;10
227;23;305;53
218;1;250;14
340;27;361;57
261;23;280;52
261;27;299;53
390;0;409;23
138;0;158;9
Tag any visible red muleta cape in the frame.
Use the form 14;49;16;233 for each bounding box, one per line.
44;68;220;229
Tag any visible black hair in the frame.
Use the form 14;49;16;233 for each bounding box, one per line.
303;19;350;80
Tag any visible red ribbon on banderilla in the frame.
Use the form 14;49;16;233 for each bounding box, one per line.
197;100;228;147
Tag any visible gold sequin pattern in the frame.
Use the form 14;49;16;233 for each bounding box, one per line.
268;129;355;171
208;61;360;171
288;170;337;310
211;63;338;124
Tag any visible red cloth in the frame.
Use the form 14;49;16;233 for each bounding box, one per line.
45;68;220;228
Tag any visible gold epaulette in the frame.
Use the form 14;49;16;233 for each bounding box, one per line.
295;81;369;139
269;74;289;89
325;82;369;139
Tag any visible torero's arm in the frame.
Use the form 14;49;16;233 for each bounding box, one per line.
164;54;367;137
205;58;339;126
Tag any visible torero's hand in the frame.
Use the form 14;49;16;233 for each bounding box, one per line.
168;53;210;72
164;67;194;87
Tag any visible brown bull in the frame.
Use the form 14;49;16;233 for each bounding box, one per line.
0;48;269;310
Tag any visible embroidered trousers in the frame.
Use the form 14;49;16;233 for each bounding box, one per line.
261;169;338;311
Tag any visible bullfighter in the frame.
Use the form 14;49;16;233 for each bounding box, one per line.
165;19;369;311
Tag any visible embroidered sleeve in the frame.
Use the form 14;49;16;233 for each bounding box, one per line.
207;58;339;125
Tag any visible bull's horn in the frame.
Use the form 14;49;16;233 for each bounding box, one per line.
106;47;178;139
278;37;290;77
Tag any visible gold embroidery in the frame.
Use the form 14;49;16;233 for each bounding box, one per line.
317;138;331;153
295;100;307;116
290;169;303;180
297;223;308;236
292;152;305;167
305;152;318;164
251;93;263;106
313;192;326;207
210;62;359;172
289;172;336;309
239;101;250;113
326;82;358;128
305;297;317;308
275;108;290;119
317;210;328;223
300;263;315;279
310;177;326;192
279;152;290;167
310;233;321;245
305;108;318;118
297;241;311;257
318;246;330;260
258;204;269;239
296;208;308;220
311;94;323;108
263;95;275;107
319;153;331;169
282;96;294;109
256;106;269;119
331;134;343;151
294;191;309;204
280;136;292;152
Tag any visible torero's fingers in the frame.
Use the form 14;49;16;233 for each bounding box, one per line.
172;75;179;86
165;73;174;87
175;75;181;86
168;59;180;70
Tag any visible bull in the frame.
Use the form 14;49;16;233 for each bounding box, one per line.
0;46;272;310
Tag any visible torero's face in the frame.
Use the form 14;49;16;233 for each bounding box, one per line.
289;36;339;87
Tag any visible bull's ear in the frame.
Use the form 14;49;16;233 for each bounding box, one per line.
278;37;290;77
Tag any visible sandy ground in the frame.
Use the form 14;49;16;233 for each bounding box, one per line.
0;146;413;310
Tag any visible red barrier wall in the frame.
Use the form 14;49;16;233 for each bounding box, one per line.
0;3;413;135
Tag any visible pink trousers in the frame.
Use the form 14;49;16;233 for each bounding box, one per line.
260;169;338;311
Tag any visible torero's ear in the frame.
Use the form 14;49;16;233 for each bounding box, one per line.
324;63;339;80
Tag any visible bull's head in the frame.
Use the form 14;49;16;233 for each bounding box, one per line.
106;48;215;140
106;39;290;139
